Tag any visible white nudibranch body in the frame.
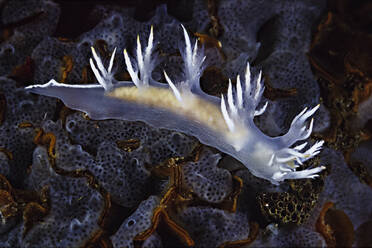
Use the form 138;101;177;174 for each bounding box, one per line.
25;25;325;185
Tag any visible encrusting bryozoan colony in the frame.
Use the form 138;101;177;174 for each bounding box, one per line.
25;25;325;185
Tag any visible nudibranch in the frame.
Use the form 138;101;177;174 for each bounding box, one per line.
25;25;325;185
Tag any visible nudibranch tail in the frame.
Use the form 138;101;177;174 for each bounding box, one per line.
25;24;326;185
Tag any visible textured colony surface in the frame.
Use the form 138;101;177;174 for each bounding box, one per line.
111;195;160;248
183;148;232;203
0;0;371;247
24;147;104;247
177;206;250;247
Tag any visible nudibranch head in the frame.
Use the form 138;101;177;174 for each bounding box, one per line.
25;24;325;185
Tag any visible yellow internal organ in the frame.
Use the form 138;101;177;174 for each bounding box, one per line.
108;86;230;134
